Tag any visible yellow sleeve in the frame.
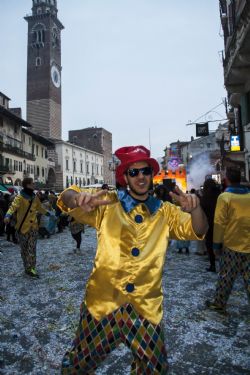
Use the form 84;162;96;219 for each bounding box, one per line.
5;195;22;217
213;194;229;246
57;185;117;229
165;202;204;240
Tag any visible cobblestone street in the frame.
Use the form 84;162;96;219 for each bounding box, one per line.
0;227;249;375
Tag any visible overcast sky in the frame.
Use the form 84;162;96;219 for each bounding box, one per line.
1;0;226;158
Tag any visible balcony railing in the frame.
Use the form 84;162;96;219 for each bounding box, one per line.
0;164;15;174
0;142;36;161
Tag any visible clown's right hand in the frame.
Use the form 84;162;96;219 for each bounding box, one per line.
63;189;112;212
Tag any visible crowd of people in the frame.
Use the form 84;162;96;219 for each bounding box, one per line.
1;144;249;374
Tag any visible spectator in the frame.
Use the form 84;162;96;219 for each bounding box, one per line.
206;167;250;313
4;178;50;278
200;178;220;272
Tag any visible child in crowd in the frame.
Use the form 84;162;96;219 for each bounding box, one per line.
69;217;85;254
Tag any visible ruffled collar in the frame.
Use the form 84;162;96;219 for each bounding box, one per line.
117;189;162;214
20;190;35;200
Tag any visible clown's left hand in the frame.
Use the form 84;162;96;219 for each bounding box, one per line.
170;186;208;236
170;186;200;213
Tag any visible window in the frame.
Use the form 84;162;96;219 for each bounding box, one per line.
52;27;59;48
42;167;45;177
29;137;32;146
41;147;44;158
36;145;39;156
80;162;83;173
14;160;18;171
73;160;76;172
66;159;69;170
36;57;42;66
32;23;46;48
36;166;40;176
71;176;73;185
87;163;89;174
19;161;22;172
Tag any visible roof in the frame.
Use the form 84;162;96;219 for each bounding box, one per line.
0;106;32;128
22;128;55;146
0;92;11;100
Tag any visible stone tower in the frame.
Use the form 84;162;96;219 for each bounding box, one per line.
25;0;64;139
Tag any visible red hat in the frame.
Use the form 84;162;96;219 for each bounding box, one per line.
115;145;159;186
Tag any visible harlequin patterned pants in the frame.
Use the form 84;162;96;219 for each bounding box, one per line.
18;229;38;272
214;247;250;307
62;303;168;374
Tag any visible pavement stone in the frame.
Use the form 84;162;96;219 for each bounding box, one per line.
0;229;249;375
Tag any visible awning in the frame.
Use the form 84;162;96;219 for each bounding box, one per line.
0;185;11;195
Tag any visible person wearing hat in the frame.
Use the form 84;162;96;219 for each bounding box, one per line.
58;145;208;374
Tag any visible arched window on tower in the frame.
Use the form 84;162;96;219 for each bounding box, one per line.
36;57;42;66
52;27;59;48
32;23;46;48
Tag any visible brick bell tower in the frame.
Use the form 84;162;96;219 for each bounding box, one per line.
25;0;64;139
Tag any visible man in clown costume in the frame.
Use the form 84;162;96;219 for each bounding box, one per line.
58;145;208;374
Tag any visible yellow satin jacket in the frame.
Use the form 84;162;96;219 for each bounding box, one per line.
213;189;250;253
6;193;47;234
58;186;202;324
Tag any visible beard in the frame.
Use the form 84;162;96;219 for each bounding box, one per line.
127;180;151;198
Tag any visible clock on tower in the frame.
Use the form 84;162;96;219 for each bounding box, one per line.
24;0;64;140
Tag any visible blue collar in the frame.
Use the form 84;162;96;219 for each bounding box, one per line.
20;190;35;200
225;185;249;194
117;189;162;215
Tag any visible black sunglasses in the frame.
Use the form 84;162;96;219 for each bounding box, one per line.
126;166;153;177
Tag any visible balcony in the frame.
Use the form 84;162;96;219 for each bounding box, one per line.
222;2;250;93
0;141;36;161
0;164;15;174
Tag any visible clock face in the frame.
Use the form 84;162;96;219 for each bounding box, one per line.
51;65;61;88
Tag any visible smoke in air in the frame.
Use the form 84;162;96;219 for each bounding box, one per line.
187;153;215;190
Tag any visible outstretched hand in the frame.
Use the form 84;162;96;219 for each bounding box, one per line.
73;189;112;212
169;186;200;213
